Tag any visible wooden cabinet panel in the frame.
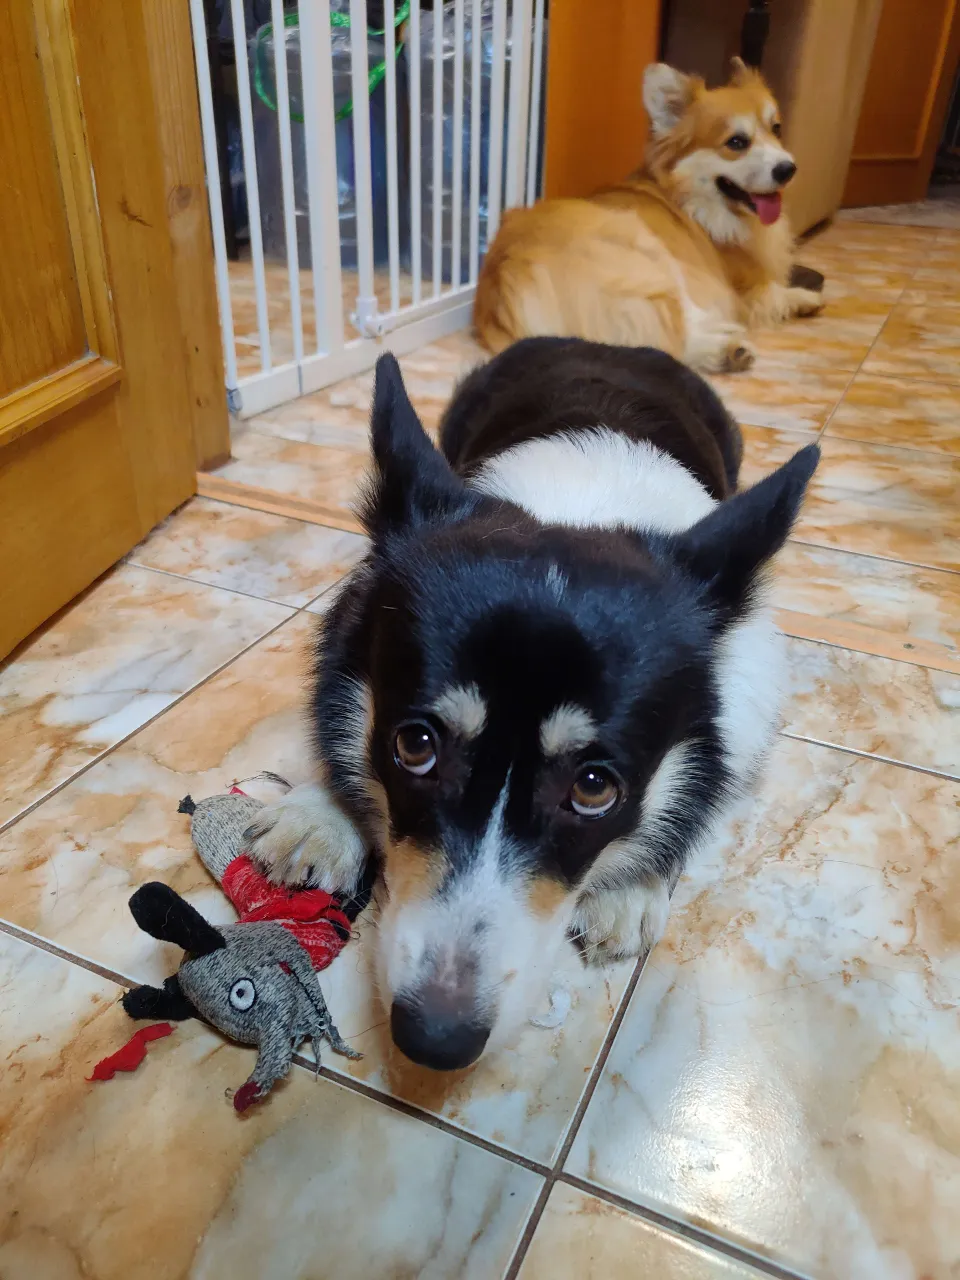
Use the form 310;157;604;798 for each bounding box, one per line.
0;3;87;396
844;0;960;206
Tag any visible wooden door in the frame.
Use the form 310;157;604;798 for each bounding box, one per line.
543;0;662;199
0;0;227;658
843;0;960;207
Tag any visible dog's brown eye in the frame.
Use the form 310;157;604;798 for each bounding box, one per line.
726;132;751;151
569;767;620;818
394;723;438;776
772;121;782;137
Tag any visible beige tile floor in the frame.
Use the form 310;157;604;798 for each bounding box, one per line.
2;217;960;1279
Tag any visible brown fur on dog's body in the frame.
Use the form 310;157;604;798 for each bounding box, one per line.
474;60;823;373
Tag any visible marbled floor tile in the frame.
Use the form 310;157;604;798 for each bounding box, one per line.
771;541;960;652
783;635;960;777
791;436;960;572
567;737;960;1280
0;614;319;969
837;197;960;231
128;496;367;608
823;372;960;456
748;295;889;374
738;424;817;487
862;302;960;381
213;426;370;525
0;564;292;830
0;930;540;1280
0;611;635;1163
519;1185;768;1280
802;220;937;274
709;359;849;433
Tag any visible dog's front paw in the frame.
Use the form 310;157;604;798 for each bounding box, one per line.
789;286;825;318
244;783;367;894
571;880;671;964
722;340;756;373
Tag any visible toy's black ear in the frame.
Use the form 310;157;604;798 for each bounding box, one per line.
123;975;198;1021
129;882;225;957
360;353;474;539
673;445;820;612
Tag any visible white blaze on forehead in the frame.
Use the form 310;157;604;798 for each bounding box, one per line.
726;113;756;141
432;682;487;739
540;703;598;757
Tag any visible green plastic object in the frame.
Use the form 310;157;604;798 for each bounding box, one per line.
253;3;412;124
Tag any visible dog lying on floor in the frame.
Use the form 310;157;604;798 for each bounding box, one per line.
247;340;818;1070
474;57;824;374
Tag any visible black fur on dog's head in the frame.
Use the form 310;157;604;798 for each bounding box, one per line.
316;352;816;1069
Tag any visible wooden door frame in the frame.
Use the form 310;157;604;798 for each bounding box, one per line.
143;0;230;470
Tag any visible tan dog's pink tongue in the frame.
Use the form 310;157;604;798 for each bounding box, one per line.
753;192;782;226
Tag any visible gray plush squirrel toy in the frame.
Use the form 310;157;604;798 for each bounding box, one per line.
120;788;362;1111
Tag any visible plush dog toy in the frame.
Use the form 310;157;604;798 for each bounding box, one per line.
96;785;362;1111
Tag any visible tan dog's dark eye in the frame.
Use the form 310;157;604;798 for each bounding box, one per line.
569;767;620;817
726;133;751;151
772;121;782;137
394;723;439;776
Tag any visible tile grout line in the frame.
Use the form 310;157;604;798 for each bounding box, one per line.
0;917;141;989
815;258;918;444
779;730;959;781
556;1174;815;1280
127;556;345;617
126;558;311;612
294;1054;552;1177
0;608;300;839
786;533;960;577
502;953;650;1280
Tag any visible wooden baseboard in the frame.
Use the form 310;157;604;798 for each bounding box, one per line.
196;473;365;536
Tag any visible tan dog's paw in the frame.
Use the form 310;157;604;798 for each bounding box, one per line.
571;880;671;964
722;340;756;373
244;783;367;893
789;286;825;318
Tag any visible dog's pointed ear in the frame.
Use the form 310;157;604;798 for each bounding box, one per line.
643;63;703;136
730;55;748;84
673;445;819;612
361;353;473;539
122;975;198;1021
128;882;225;957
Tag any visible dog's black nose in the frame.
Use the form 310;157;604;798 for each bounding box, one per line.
390;998;491;1071
772;160;797;186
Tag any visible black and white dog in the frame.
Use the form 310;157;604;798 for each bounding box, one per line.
247;338;818;1070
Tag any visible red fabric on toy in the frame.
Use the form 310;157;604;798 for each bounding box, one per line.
233;1080;262;1113
87;1023;173;1081
221;853;351;971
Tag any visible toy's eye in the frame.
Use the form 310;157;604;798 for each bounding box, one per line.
726;132;751;151
394;721;439;776
568;766;621;818
229;978;256;1011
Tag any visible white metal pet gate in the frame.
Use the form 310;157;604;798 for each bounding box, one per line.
189;0;547;417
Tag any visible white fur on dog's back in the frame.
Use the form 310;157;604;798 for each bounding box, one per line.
469;427;717;534
470;426;785;793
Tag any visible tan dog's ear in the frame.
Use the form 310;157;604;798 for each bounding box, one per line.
730;55;748;84
643;63;703;136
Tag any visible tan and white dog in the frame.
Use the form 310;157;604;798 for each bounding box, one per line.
474;58;824;374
